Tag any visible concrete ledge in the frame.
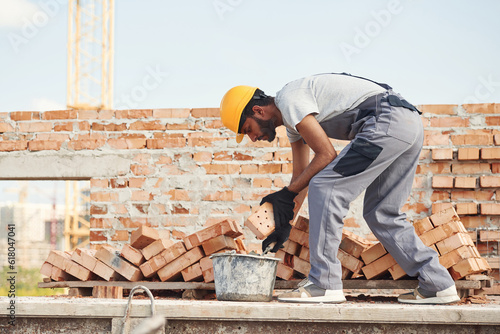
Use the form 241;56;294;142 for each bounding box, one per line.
2;297;500;325
0;152;131;179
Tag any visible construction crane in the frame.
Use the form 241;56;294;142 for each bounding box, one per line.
67;0;114;110
66;0;115;250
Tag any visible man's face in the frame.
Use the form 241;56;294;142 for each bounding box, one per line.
240;116;276;142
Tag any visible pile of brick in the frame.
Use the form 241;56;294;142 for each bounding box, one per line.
40;220;245;283
246;205;491;281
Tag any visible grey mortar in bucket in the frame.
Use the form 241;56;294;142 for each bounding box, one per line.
210;251;280;302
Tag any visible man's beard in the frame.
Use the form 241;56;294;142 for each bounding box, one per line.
253;117;276;142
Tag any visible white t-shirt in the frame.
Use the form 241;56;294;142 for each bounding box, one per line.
275;74;386;143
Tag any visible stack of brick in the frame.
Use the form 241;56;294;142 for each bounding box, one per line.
359;207;491;280
245;203;491;282
412;207;491;279
40;220;245;284
245;205;374;281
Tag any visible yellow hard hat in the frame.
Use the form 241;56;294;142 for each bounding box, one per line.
220;85;258;143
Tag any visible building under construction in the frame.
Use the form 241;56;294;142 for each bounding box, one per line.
0;1;499;333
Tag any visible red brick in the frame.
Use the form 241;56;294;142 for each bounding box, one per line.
457;148;480;160
147;138;186;148
187;134;226;147
454;177;476;189
92;123;127;131
451;163;490;174
431;191;450;201
234;152;253;161
54;122;74;131
451;190;494;201
119;217;147;228
42;110;77;120
431;148;453;160
131;190;153;201
463;103;500;114
153;108;191;118
91;179;108;188
481;147;500;159
90;230;107;242
97;110;114;119
203;190;241;201
202;164;239;174
203;119;224;129
258;164;281;174
429;117;469;128
480;176;500;187
90;218;114;228
0;141;27;151
253;178;273;188
68;139;106;150
90;205;108;215
431;202;453;214
130;165;153;176
10;111;40;121
28;140;63;151
460;216;487;228
193;152;212;162
111;230;129;241
167;189;190;201
492;163;500;173
451;134;492;146
129;120;166;131
281;163;293;174
79;121;90;131
401;202;428;214
110;178;127;188
213;151;232;161
107;137;146;149
90;191;119;202
416;163;451;174
0;122;14;132
128;177;146;188
191;108;220;118
115;109;153;119
423;131;449;146
78;110;98;119
240;164;259;174
480;203;500;215
455;202;477;215
419;105;457;115
18;122;52;132
432;176;453;188
167;122;195;130
485;116;500;126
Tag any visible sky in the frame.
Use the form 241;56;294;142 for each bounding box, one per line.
0;0;500;203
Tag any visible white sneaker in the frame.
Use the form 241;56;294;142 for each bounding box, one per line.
278;279;346;304
398;285;460;304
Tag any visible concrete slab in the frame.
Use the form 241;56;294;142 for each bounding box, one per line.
0;297;500;326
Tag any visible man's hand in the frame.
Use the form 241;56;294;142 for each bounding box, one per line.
262;223;292;253
260;187;298;231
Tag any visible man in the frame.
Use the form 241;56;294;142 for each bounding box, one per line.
219;73;460;305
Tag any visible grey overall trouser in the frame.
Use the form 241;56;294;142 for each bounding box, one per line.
308;90;455;292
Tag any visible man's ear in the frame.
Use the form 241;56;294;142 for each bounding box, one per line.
252;105;265;119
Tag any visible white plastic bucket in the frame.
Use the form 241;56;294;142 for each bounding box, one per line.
210;252;280;302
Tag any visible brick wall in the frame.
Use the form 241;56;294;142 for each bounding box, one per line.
1;104;499;255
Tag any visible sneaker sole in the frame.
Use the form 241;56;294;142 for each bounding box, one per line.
278;296;347;304
398;295;460;305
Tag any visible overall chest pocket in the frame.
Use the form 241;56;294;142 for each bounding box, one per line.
333;137;383;177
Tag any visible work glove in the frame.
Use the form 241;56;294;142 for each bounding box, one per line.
262;222;292;253
260;187;298;231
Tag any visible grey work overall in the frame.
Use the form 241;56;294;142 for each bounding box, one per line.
308;75;455;292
